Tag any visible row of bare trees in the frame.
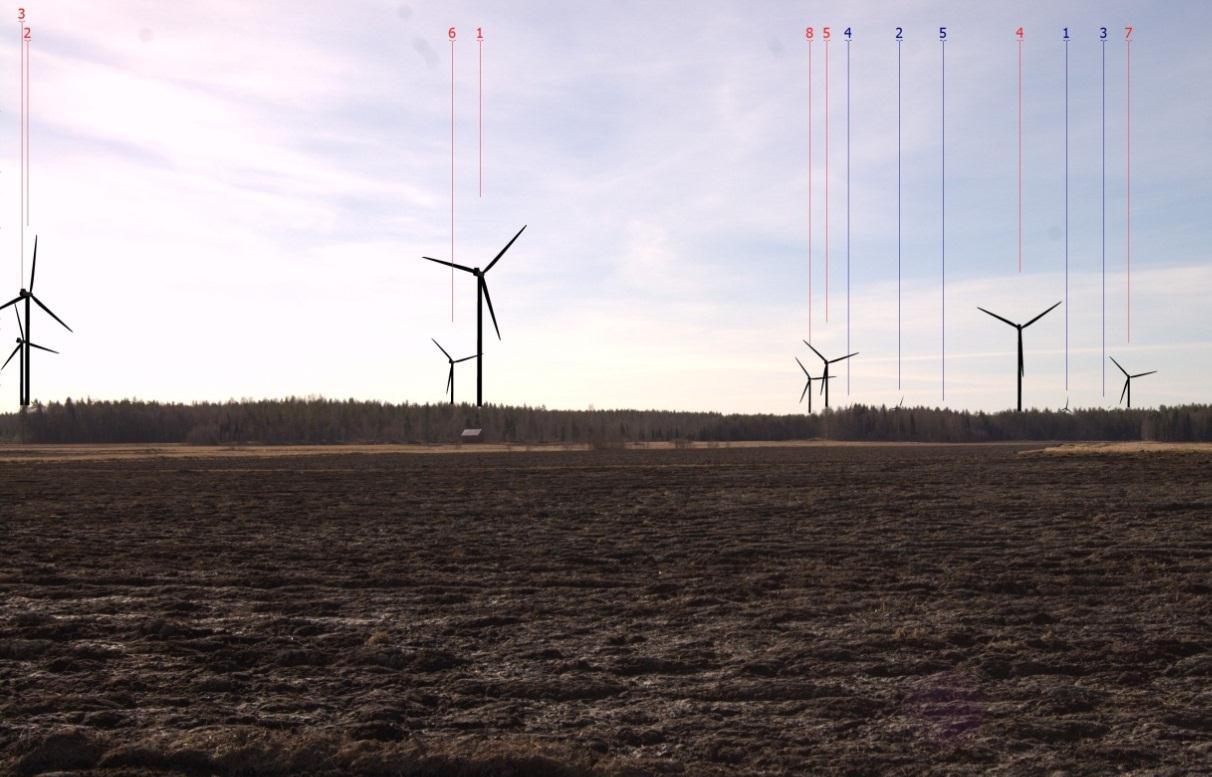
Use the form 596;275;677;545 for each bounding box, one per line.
2;398;1210;444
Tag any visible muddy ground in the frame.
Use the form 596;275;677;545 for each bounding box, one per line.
1;444;1209;775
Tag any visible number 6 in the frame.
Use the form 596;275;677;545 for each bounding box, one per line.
448;26;456;40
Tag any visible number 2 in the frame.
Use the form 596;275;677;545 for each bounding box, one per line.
895;26;903;40
22;25;29;40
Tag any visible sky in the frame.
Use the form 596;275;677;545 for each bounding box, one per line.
1;0;1209;413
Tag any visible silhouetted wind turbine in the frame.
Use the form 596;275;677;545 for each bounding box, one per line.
794;356;833;414
803;342;856;409
0;237;72;407
432;338;476;406
1110;356;1155;409
422;225;525;407
977;301;1060;412
1;309;58;406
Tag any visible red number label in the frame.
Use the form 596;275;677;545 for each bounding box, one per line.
1016;26;1024;39
16;7;24;21
22;25;29;40
447;26;456;40
823;26;831;40
476;26;483;40
805;26;814;40
1124;26;1133;40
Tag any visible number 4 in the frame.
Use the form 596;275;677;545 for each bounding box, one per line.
1016;27;1024;39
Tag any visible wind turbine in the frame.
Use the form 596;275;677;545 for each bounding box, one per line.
803;342;857;409
432;338;476;406
977;301;1060;411
1110;356;1155;409
0;237;72;407
422;225;525;407
794;356;832;414
1;309;58;406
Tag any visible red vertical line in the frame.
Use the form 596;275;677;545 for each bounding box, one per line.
478;37;482;198
825;38;830;323
1017;38;1022;274
807;40;813;341
450;38;455;322
1125;37;1131;343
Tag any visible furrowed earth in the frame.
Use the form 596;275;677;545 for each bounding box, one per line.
1;443;1209;775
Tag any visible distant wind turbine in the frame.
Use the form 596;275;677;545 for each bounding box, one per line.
1110;356;1155;409
432;338;476;406
422;225;525;407
1;309;58;406
803;342;857;409
0;237;72;407
977;300;1061;412
794;356;832;414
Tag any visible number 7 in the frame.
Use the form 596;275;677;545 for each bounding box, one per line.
1124;26;1133;40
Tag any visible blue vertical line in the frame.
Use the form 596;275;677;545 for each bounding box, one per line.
941;38;945;402
1101;39;1106;397
847;37;852;395
1065;38;1069;393
897;39;902;392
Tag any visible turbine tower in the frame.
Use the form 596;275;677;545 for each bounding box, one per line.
432;338;476;406
803;342;857;409
1110;356;1155;409
977;300;1061;412
0;237;72;407
422;225;525;407
794;356;832;414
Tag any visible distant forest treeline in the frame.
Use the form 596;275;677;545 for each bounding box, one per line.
1;398;1210;444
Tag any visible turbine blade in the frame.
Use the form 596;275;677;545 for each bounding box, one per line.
800;382;809;403
977;306;1016;327
28;342;58;354
29;235;38;292
482;279;501;340
446;366;453;395
1109;355;1129;377
820;377;827;396
14;308;23;341
830;352;858;363
1119;380;1129;404
1023;300;1063;328
1018;337;1024;378
431;337;452;361
1132;370;1157;378
422;256;476;274
453;355;476;363
795;356;809;376
0;295;22;313
0;344;19;371
803;341;826;363
484;225;526;274
30;294;72;333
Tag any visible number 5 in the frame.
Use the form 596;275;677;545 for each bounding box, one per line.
823;26;831;40
939;26;947;40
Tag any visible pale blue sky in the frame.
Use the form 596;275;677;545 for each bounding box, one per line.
3;0;1209;412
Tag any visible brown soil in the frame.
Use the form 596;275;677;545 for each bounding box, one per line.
1;444;1209;775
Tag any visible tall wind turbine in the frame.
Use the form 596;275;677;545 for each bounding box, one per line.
977;300;1061;412
1110;356;1155;409
803;342;857;409
0;237;72;407
422;225;525;407
432;338;476;406
1;310;58;406
794;357;832;414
